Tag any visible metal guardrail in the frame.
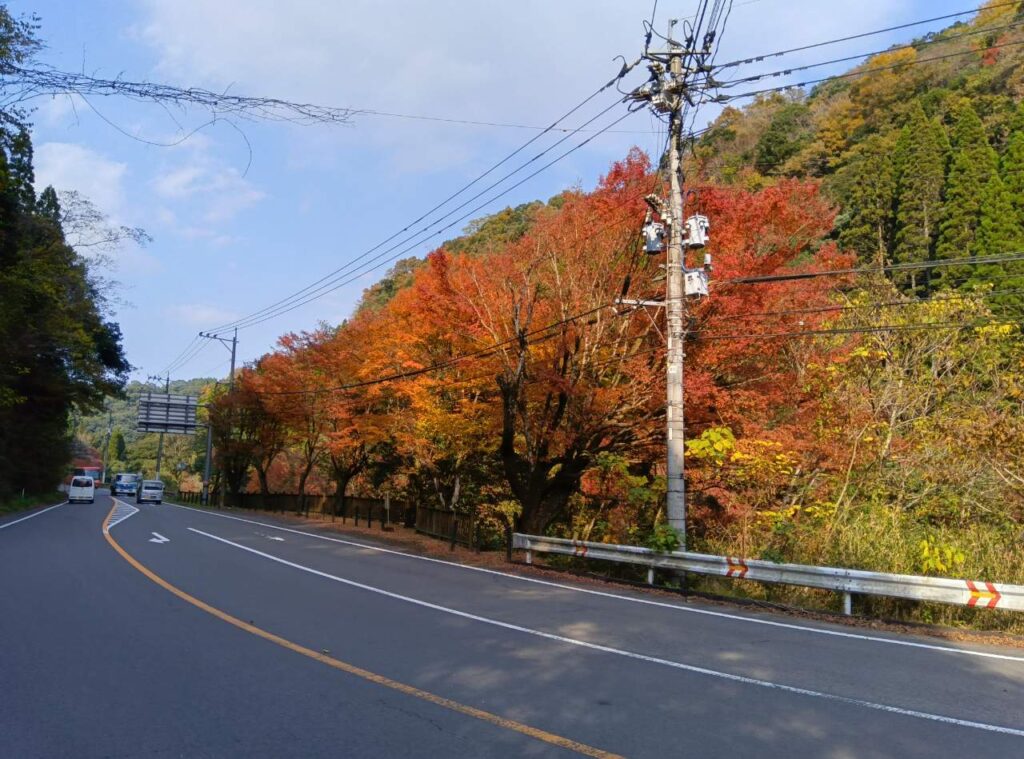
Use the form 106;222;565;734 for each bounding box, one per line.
512;534;1024;613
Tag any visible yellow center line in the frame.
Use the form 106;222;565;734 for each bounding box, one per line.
101;505;623;759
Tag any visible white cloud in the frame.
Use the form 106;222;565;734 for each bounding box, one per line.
152;162;265;222
167;303;240;327
34;142;129;221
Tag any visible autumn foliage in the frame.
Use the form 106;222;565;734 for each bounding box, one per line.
212;149;862;537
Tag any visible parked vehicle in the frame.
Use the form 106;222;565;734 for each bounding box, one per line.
68;477;95;504
136;480;164;505
112;473;141;497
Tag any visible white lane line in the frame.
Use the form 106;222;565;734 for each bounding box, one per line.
0;501;67;530
105;498;140;532
166;502;1024;663
188;526;1024;738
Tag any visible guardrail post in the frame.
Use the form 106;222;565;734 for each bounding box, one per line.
647;567;655;586
842;592;852;616
526;548;533;565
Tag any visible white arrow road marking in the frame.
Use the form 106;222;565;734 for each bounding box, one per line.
256;532;285;541
149;532;169;544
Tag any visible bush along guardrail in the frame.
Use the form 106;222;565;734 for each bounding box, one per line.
512;534;1024;615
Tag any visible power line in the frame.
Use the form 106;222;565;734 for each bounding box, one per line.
205;80;639;335
713;2;1020;70
218;107;639;333
701;287;1024;323
356;109;656;134
251;302;622;397
161;334;201;376
716;17;1024;88
714;253;1024;286
692;317;1019;342
163;337;210;377
715;36;1024;104
245;175;661;395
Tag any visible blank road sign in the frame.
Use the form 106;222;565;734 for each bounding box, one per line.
137;393;198;434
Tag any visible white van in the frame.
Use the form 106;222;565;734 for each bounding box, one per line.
68;476;96;504
136;480;164;505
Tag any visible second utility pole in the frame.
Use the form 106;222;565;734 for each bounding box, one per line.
200;328;238;508
631;17;713;549
664;52;688;546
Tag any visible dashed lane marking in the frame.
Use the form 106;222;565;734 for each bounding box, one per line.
101;505;622;759
163;502;1024;664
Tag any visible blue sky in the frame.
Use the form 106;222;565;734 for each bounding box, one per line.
11;0;979;381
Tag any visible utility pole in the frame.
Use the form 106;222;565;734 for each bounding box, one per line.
100;408;113;485
148;373;170;479
199;329;238;508
201;380;219;506
630;18;713;549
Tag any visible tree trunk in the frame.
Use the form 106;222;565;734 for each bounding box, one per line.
256;467;271;510
332;471;352;517
511;459;589;535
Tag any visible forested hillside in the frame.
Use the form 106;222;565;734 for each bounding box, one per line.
691;0;1024;311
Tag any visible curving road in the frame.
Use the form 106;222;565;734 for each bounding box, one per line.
2;490;1023;758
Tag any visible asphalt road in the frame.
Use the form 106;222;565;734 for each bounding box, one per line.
2;492;1024;758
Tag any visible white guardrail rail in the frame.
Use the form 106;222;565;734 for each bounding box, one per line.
512;534;1024;614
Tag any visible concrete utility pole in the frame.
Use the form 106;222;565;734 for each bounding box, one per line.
630;18;713;549
148;373;170;479
665;47;688;544
199;329;238;508
100;408;113;484
202;418;214;506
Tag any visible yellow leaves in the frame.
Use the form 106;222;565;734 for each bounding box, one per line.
802;501;837;521
918;535;966;576
865;47;918;70
754;504;800;527
685;426;736;465
730;441;796;477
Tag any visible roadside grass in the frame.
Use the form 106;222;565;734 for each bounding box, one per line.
694;503;1024;634
0;491;64;517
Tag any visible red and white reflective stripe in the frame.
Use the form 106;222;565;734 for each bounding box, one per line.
965;580;1002;609
572;540;589;558
726;557;748;578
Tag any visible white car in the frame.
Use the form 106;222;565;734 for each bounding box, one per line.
136;480;164;505
68;476;96;504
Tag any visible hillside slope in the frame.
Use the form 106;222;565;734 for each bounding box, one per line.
691;0;1024;308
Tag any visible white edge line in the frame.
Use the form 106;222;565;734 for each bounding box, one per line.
0;501;67;530
165;502;1024;663
187;526;1024;739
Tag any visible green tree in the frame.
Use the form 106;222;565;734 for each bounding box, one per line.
836;133;897;268
935;103;999;287
1001;104;1024;227
108;428;127;463
972;174;1024;317
754;101;812;175
892;102;949;292
976;173;1022;257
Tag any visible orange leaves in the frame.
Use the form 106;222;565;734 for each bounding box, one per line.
228;145;861;532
